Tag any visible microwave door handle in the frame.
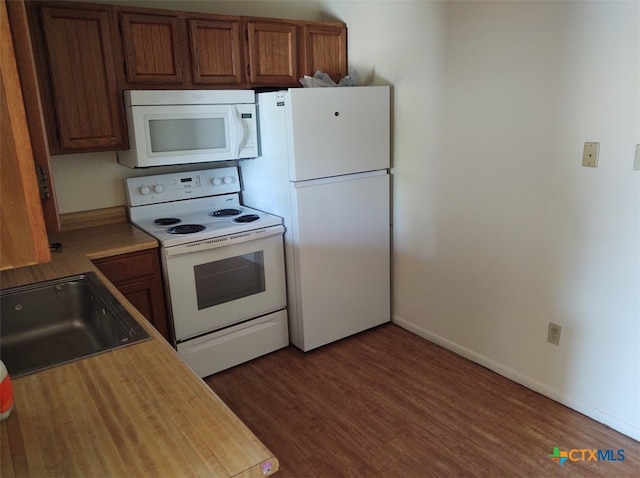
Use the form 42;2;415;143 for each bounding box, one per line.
231;107;245;157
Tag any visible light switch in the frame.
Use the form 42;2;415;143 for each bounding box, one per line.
634;144;640;171
582;142;599;168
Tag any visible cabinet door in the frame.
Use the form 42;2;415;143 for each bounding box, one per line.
302;23;347;83
246;21;298;86
94;249;171;343
40;6;125;151
117;278;170;342
1;0;50;270
189;19;243;85
120;12;183;84
6;0;60;234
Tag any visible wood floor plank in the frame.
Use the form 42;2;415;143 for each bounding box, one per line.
206;324;640;477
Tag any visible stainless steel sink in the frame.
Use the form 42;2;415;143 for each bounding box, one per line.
0;272;150;378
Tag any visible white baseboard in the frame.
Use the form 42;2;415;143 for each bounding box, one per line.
391;315;640;442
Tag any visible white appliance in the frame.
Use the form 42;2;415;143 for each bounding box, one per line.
125;166;288;377
240;86;391;351
118;90;258;168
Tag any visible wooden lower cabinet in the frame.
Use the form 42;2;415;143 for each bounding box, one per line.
93;248;171;342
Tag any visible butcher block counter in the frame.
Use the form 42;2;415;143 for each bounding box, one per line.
48;206;158;259
0;253;279;477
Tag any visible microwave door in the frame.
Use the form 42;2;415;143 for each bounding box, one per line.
119;104;258;167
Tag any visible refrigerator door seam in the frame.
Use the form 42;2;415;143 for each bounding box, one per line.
291;169;388;188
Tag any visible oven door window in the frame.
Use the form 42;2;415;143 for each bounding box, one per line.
194;251;265;310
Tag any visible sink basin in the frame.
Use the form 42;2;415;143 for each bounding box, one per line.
0;272;150;378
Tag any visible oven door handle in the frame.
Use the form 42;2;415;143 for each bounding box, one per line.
164;225;285;257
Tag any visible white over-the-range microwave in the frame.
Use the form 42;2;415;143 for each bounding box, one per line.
117;90;258;168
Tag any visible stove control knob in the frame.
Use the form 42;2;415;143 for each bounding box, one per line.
153;185;165;194
224;176;235;184
212;177;223;186
140;186;151;196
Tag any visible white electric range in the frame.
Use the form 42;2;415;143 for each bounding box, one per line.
125;166;288;378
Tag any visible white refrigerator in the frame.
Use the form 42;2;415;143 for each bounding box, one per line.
240;86;391;351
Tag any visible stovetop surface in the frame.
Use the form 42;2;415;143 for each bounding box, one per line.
128;194;283;248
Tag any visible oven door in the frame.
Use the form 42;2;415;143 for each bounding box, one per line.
162;227;286;341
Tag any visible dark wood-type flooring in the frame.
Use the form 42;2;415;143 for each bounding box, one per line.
206;323;640;477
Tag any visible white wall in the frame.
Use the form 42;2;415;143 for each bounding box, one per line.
50;0;640;440
326;0;640;439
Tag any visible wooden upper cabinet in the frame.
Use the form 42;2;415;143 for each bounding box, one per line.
6;0;60;234
24;2;348;157
38;5;125;152
246;20;298;86
1;0;50;270
302;23;347;83
120;12;183;84
189;19;243;85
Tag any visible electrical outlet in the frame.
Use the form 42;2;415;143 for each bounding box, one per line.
582;142;599;167
548;322;562;346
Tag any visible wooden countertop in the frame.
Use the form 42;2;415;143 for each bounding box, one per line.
48;221;158;260
0;253;279;477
